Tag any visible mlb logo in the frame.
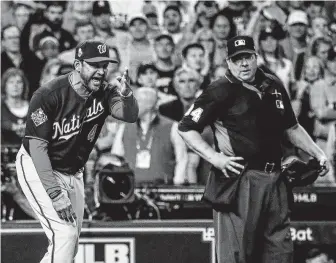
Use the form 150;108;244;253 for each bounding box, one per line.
75;238;135;263
234;39;245;47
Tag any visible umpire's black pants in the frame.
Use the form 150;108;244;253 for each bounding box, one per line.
213;169;293;263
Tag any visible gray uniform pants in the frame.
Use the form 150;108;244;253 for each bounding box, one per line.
213;169;293;263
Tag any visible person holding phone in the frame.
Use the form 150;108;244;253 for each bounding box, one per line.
15;39;138;263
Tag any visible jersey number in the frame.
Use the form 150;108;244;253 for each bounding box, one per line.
88;124;98;142
185;105;203;123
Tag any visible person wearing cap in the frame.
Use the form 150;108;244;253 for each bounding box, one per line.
91;0;129;70
280;10;309;62
126;14;155;83
12;1;35;30
15;39;138;263
136;62;177;106
178;35;329;263
153;34;177;95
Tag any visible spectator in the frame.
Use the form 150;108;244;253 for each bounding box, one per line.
111;87;188;185
36;35;60;61
194;28;216;71
153;34;177;95
136;62;176;105
162;4;194;66
221;0;252;34
310;37;333;68
106;46;122;82
159;67;202;122
304;1;326;21
58;21;96;65
1;68;29;145
305;248;335;263
310;48;336;185
22;1;76;53
142;1;161;41
280;10;309;62
159;67;212;184
210;11;237;69
1;25;23;75
292;56;325;138
136;62;159;89
329;21;336;45
12;1;34;31
182;43;211;91
127;15;155;84
191;1;219;33
62;1;93;34
92;0;128;70
257;27;295;97
309;16;329;39
39;58;63;86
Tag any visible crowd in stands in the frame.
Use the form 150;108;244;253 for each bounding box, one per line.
1;0;336;195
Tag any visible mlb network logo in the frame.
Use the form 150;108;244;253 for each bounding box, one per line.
75;238;135;263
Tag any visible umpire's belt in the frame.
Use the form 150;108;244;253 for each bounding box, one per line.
247;161;281;173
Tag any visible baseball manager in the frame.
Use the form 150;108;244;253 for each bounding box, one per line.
15;40;138;263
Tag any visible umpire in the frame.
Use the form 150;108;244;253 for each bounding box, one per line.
178;35;329;263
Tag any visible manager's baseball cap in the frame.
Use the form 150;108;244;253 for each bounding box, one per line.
75;40;118;64
226;35;256;59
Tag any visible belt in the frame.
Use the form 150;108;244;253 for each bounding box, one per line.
247;161;281;173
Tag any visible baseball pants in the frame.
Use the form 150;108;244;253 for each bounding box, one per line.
213;169;293;263
16;146;85;263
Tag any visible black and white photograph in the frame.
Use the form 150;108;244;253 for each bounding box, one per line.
1;1;336;262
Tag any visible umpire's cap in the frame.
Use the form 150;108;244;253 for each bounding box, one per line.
75;40;119;64
226;35;256;59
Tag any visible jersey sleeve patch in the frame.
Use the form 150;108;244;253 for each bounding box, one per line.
31;108;48;127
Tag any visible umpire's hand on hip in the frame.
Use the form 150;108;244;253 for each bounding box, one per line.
108;68;133;97
52;192;77;223
213;152;245;178
315;155;330;177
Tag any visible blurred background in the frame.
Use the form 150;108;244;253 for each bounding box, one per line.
1;1;336;262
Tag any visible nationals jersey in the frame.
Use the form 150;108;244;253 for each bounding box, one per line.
23;73;136;174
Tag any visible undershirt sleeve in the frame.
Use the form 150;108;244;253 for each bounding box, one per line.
28;138;62;199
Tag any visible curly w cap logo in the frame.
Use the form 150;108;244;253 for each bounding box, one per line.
97;44;107;54
235;39;245;47
31;108;48;127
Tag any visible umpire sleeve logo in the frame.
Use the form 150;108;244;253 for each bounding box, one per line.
31;108;48;127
